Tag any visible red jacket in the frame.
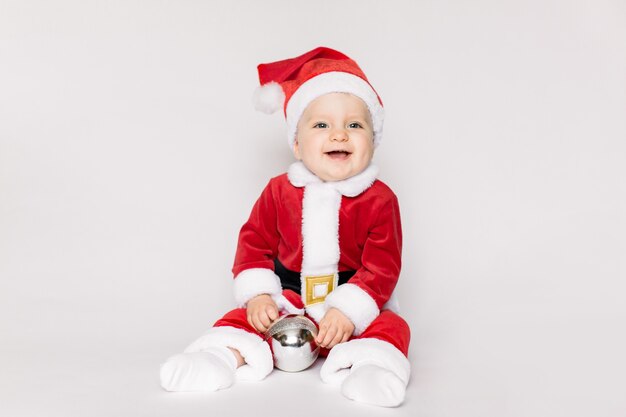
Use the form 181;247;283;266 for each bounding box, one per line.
231;162;402;334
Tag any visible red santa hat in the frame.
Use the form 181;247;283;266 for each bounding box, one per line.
253;46;385;148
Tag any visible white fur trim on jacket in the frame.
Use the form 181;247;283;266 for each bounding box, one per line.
287;161;379;197
285;72;384;148
324;283;380;335
233;268;304;314
184;326;274;381
233;268;282;307
287;161;320;187
320;338;410;387
300;182;342;277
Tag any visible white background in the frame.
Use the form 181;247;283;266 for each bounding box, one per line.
1;1;625;416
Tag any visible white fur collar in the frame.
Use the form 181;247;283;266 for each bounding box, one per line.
287;162;379;197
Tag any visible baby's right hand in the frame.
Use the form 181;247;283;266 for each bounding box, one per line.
246;294;279;333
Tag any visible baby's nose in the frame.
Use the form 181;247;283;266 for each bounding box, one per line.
331;129;349;142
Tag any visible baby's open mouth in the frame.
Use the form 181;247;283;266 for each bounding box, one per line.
325;150;352;159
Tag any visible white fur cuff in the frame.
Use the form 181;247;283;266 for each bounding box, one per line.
184;326;274;381
324;283;380;335
233;268;282;307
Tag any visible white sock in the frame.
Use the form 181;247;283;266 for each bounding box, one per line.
341;364;407;407
160;346;237;392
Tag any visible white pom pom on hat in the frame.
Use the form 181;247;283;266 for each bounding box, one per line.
252;81;285;114
253;46;385;148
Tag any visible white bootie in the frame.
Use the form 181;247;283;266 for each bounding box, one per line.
341;363;406;407
160;346;237;392
183;326;273;382
320;338;411;407
160;325;273;393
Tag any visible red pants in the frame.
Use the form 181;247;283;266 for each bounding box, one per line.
214;289;410;357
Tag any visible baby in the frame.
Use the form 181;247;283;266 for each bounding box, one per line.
160;47;411;407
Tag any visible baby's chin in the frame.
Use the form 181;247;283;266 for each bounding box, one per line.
308;164;369;182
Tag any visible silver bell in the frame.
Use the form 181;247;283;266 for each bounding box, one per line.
265;314;320;372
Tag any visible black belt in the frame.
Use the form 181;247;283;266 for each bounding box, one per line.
273;258;355;295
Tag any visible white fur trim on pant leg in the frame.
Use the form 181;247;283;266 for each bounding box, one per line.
320;338;410;387
184;326;274;381
324;283;380;335
233;268;282;307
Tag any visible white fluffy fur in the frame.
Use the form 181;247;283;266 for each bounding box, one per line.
232;268;282;307
253;81;285;114
288;161;379;197
184;326;274;381
300;182;342;277
320;338;410;387
285;72;385;148
287;161;322;187
333;164;379;197
324;283;380;335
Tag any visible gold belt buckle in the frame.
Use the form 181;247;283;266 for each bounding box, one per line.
304;273;337;306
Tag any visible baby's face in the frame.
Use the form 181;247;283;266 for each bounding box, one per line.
294;93;374;182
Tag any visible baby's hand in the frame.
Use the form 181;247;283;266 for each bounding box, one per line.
316;307;355;349
246;294;279;333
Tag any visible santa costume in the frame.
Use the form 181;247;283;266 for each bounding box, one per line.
160;47;411;407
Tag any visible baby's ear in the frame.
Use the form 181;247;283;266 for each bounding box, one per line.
293;140;301;160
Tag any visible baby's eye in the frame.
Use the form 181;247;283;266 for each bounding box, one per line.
313;122;328;128
348;122;363;129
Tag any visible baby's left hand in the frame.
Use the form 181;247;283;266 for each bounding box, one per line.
316;308;355;349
